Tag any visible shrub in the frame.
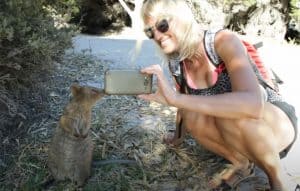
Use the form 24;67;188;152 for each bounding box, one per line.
0;0;79;175
290;0;300;22
0;0;78;72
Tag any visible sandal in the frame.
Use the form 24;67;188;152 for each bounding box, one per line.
225;162;255;188
208;163;255;189
208;164;236;189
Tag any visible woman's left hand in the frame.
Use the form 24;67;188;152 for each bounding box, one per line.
138;64;177;105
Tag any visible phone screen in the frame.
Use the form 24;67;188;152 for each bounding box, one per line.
104;70;153;95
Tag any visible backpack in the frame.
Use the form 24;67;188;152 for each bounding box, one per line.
203;29;282;92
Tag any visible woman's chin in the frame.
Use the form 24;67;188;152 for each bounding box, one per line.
161;45;177;55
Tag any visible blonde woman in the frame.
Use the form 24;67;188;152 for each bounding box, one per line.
138;0;298;190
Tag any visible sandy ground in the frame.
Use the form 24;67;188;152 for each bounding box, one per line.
71;27;300;188
258;39;300;185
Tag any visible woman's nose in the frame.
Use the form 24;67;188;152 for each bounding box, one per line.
153;29;163;40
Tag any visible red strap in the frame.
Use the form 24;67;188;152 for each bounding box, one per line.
175;82;181;91
242;40;271;81
214;63;225;74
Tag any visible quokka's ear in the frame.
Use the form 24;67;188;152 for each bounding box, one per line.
70;83;81;96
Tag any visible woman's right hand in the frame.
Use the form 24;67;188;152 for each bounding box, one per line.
138;64;178;106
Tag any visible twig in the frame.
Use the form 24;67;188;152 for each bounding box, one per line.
0;98;9;111
92;159;137;166
0;74;11;81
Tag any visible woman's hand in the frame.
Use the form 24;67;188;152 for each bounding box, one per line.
138;64;177;105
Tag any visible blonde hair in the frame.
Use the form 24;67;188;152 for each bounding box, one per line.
141;0;203;60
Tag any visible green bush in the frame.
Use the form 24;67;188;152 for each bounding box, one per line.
0;0;78;71
0;0;80;181
290;0;300;22
223;0;256;7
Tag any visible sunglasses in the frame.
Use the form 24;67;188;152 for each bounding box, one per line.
144;19;169;39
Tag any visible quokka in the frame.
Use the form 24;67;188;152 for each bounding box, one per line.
48;83;105;186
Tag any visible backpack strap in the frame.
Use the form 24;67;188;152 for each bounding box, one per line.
170;29;279;93
203;29;223;67
168;58;186;93
169;29;223;93
253;41;263;49
203;29;279;92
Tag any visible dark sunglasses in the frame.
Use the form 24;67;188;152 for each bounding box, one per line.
144;19;169;39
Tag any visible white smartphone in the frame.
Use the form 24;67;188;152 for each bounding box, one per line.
104;70;153;95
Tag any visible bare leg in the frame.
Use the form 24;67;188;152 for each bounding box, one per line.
181;109;248;166
174;101;295;190
177;109;251;188
163;109;186;146
215;103;295;190
165;100;295;189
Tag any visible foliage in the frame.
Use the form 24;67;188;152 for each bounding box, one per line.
223;0;257;7
290;0;300;22
0;0;79;185
70;0;131;35
45;0;81;22
0;0;80;133
0;0;78;72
